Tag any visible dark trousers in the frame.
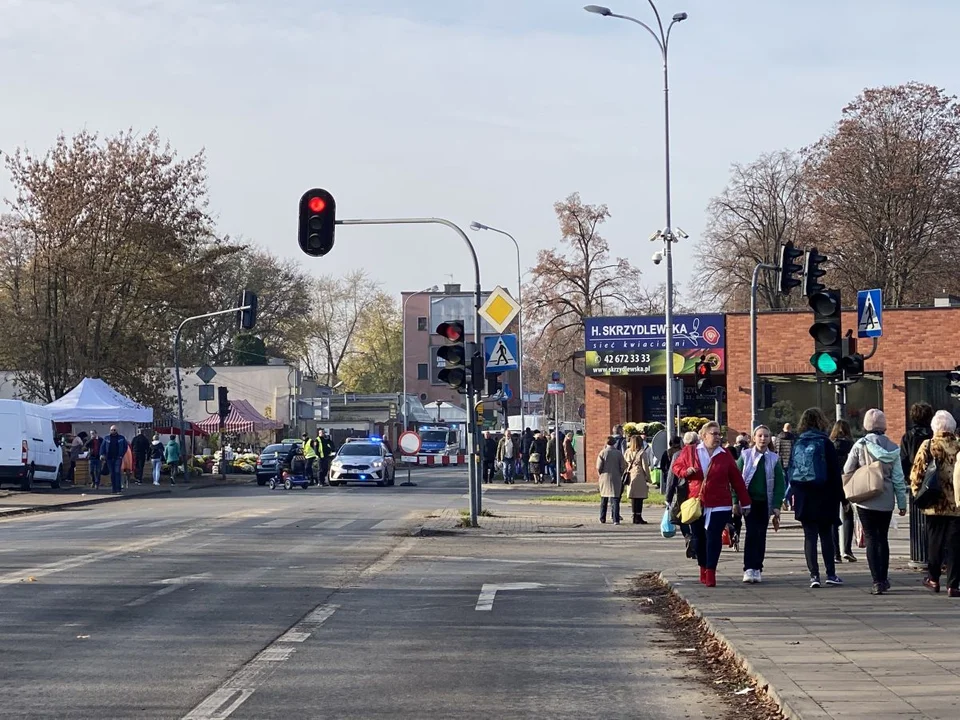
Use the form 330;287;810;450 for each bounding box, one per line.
743;499;770;572
107;458;123;494
89;457;101;487
926;515;960;590
691;510;732;570
305;457;315;480
134;453;146;482
600;496;622;523
482;461;495;482
631;498;645;523
318;458;329;484
857;507;893;584
833;504;854;559
802;520;836;578
67;460;77;483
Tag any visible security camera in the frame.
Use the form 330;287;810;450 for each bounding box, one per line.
674;227;690;240
652;251;664;265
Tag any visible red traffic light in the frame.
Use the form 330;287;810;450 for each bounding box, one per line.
436;321;465;343
697;363;709;377
308;197;326;213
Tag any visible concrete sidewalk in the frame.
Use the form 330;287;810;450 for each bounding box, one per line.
419;501;958;719
0;474;255;517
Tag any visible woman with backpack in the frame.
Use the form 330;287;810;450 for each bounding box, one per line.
671;421;751;587
790;407;845;589
843;408;907;595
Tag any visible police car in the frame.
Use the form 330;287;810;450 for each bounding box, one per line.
328;437;395;487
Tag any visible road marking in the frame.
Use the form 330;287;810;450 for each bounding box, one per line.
83;519;138;530
416;555;605;568
255;518;301;528
0;509;275;587
124;573;212;607
310;518;354;530
475;583;544;611
181;604;338;720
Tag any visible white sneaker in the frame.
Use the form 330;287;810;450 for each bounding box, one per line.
754;571;762;584
742;570;754;584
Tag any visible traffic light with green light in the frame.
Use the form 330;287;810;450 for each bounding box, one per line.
809;290;842;378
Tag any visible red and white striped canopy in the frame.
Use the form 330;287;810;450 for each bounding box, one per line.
195;399;282;434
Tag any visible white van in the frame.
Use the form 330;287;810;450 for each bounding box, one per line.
0;400;64;490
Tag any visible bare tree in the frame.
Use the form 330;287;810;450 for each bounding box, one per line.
805;82;960;306
692;151;813;311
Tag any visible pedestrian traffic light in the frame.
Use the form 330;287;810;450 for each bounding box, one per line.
485;372;502;399
237;289;258;330
436;321;468;391
298;188;337;257
839;333;864;380
217;386;230;419
809;289;842;378
695;356;713;395
778;241;803;295
802;247;828;297
949;366;960;399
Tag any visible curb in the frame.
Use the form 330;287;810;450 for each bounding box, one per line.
0;488;172;519
658;572;805;720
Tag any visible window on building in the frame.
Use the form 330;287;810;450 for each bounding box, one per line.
417;316;428;332
417;363;428;381
755;373;883;437
906;372;960;426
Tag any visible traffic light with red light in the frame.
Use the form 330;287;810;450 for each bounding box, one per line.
299;188;337;257
809;289;842;378
695;357;713;395
436;321;468;392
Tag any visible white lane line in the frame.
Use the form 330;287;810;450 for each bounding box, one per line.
127;573;215;608
475;583;544;611
126;584;181;607
310;518;354;530
181;605;338;720
0;509;275;587
255;518;301;528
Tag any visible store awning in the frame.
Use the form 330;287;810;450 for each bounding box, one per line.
195;398;282;434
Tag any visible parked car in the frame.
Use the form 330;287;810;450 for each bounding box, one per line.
0;400;64;490
256;442;301;486
329;441;395;487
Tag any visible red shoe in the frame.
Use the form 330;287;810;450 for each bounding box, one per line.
705;569;717;587
699;567;707;584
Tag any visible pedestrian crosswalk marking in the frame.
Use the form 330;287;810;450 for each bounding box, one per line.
311;518;354;530
255;518;301;528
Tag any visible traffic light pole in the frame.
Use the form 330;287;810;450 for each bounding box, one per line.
173;303;253;476
336;217;483;527
750;262;779;431
833;337;878;422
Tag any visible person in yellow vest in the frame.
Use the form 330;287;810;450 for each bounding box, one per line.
314;429;329;486
301;433;317;483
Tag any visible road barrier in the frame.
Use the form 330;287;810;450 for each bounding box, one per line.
400;454;466;466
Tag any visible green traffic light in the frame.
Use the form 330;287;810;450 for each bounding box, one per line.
811;352;839;375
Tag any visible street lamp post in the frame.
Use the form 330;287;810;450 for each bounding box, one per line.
402;285;440;432
585;2;687;444
470;221;525;431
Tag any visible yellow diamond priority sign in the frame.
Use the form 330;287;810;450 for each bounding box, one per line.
478;286;520;334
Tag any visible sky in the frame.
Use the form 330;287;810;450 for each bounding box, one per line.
1;0;958;308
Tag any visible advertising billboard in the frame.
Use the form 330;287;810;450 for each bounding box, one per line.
584;314;725;377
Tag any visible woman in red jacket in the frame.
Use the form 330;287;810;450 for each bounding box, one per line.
672;421;752;587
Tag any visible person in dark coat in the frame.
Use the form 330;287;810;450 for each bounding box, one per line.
900;403;934;477
130;429;151;485
482;431;498;483
520;428;534;482
791;408;845;588
99;426;129;495
830;420;857;563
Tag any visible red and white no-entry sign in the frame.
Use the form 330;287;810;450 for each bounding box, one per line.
398;431;422;456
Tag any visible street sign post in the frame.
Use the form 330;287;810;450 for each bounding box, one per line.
483;334;519;373
857;288;883;338
478;286;520;334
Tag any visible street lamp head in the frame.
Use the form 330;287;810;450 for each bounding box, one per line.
584;5;612;16
470;221;486;231
672;11;688;22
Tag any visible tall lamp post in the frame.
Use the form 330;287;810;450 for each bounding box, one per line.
470;221;525;430
402;285;440;431
585;2;687;443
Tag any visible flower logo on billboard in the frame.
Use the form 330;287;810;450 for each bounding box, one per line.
702;326;721;346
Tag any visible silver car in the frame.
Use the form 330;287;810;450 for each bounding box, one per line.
328;442;395;487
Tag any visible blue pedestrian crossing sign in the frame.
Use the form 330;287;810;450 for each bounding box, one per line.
484;334;519;373
857;288;883;338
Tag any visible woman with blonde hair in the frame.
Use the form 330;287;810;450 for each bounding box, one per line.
624;434;651;524
910;409;960;597
843;408;907;595
736;425;786;583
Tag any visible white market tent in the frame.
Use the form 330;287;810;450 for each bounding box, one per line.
46;378;153;424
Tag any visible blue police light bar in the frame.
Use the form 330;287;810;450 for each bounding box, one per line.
368;435;382;442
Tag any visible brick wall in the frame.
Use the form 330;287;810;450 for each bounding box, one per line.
585;306;960;464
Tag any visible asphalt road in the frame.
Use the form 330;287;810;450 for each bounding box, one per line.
0;468;722;719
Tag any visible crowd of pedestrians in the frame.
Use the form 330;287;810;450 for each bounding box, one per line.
594;403;960;597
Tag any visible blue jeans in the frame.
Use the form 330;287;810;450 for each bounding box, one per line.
600;496;622;523
89;457;101;487
107;458;123;493
691;510;733;570
503;459;515;481
152;458;162;484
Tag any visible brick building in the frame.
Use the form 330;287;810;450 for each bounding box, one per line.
584;302;960;471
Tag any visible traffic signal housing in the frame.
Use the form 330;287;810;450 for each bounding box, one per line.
778;241;803;295
484;372;502;399
237;290;258;330
949;366;960;399
802;248;828;297
299;188;337;257
840;334;864;380
436;321;468;392
217;386;230;419
695;357;713;395
809;289;842;378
